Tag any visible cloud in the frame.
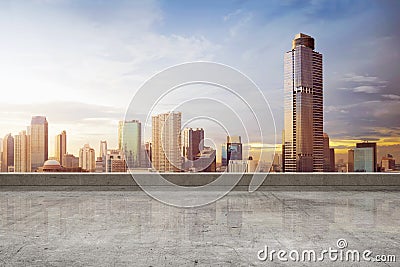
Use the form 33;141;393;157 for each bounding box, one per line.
353;85;381;93
382;94;400;100
223;9;242;22
344;74;387;84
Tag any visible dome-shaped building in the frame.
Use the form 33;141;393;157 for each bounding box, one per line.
41;159;62;172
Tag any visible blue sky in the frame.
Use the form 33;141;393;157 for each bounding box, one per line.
0;0;399;160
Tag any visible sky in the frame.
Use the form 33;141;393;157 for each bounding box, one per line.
0;0;399;162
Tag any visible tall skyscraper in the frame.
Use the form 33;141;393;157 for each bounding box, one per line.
227;136;242;163
14;130;31;172
2;134;14;172
221;144;227;166
30;116;48;171
347;149;354;172
182;128;204;161
283;33;323;172
100;140;107;160
79;144;95;172
356;142;377;172
118;120;141;168
141;142;152;168
323;133;330;172
55;130;66;166
152;112;182;172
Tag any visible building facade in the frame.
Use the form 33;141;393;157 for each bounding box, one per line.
152;112;182;172
14;130;31;172
79;144;95;172
2;133;14;172
182;128;204;161
55;130;66;166
227;136;242;163
354;147;374;172
356;142;377;172
118;120;141;168
30;116;48;171
347;149;354;172
105;149;127;172
381;154;395;172
283;33;323;172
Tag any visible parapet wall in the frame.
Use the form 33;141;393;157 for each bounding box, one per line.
0;173;399;191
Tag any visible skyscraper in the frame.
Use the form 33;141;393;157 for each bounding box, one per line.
2;134;14;172
79;144;95;172
356;142;377;172
283;33;323;172
100;140;107;160
30;116;48;171
182;128;204;161
323;133;330;172
354;147;374;172
221;144;227;167
152;112;182;172
227;136;242;163
118;120;141;168
347;149;354;172
14;130;31;172
141;141;152;168
98;140;108;172
55;130;66;166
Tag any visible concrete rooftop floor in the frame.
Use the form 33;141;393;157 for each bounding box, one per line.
0;190;399;266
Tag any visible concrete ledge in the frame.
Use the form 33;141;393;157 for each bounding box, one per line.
0;173;399;191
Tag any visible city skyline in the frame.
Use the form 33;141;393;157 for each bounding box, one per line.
0;1;399;162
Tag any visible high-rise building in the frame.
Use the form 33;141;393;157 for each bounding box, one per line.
141;142;152;168
99;140;107;172
55;130;66;166
227;136;242;163
283;33;323;172
182;128;204;161
30;116;48;171
105;149;127;172
14;130;31;172
79;144;95;172
323;133;330;172
118;120;141;168
62;153;79;168
354;147;374;172
329;148;335;172
221;144;227;166
2;134;14;172
347;149;354;172
100;140;107;159
356;142;377;172
152;112;182;172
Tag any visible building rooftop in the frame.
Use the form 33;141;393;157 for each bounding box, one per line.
292;32;315;50
0;188;398;266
